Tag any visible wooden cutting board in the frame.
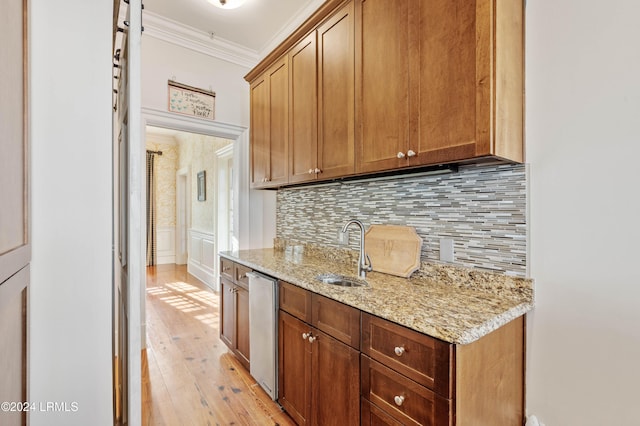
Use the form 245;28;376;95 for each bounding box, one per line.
364;225;422;278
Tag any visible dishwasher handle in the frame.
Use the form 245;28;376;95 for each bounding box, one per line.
245;271;277;285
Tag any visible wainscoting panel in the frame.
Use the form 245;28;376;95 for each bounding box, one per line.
188;229;216;289
157;226;176;264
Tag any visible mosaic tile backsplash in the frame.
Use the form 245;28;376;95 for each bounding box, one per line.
276;163;527;277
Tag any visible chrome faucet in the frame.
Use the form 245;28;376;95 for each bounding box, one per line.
341;219;373;279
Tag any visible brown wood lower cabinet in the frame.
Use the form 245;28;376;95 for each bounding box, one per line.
278;281;360;425
361;356;451;425
219;260;251;370
278;311;312;425
273;278;525;426
361;313;524;426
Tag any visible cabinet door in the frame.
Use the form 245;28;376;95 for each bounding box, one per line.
355;0;411;174
250;75;270;187
278;311;312;425
317;0;355;179
409;0;479;166
268;57;289;186
250;57;289;188
219;278;235;350
235;284;250;370
311;329;360;425
0;2;29;423
289;32;318;184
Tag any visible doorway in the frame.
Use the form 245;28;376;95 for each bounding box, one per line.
140;106;247;343
175;167;189;265
145;124;232;290
216;144;235;258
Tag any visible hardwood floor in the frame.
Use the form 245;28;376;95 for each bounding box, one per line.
142;264;295;426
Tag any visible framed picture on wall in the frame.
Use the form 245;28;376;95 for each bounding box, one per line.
197;170;206;201
168;80;215;120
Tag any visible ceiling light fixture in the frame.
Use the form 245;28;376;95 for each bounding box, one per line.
208;0;246;9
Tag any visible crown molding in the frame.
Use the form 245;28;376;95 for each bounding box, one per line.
142;11;259;69
257;0;324;60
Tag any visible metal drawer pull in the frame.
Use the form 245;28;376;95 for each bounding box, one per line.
223;266;231;272
394;395;405;406
394;346;405;356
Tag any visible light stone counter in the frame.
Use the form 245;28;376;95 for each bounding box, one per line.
220;247;533;345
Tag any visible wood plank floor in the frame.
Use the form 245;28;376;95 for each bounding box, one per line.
142;264;295;426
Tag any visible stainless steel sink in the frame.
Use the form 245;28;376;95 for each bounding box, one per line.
315;273;368;287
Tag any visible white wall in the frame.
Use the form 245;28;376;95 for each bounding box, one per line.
526;1;640;424
142;36;250;127
30;0;112;425
142;35;276;249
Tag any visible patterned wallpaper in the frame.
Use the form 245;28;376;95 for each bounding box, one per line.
146;141;178;227
276;163;528;276
177;133;232;233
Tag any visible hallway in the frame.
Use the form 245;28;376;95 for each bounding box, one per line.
142;264;294;425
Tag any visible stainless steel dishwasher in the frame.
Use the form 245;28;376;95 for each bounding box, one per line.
246;271;278;400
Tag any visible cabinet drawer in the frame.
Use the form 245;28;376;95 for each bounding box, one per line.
235;263;251;289
220;258;234;281
362;313;453;398
361;355;452;426
361;398;404;426
279;281;312;323
312;293;360;349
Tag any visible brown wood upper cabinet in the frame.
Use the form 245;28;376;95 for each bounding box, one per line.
288;1;356;185
356;0;524;173
246;0;523;187
250;56;289;188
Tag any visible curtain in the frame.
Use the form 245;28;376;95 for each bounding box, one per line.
146;151;157;266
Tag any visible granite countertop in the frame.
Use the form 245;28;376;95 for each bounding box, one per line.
220;247;534;345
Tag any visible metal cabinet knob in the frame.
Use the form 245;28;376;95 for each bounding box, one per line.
394;395;405;406
314;168;321;174
308;169;314;174
397;152;406;159
394;346;405;356
302;332;310;340
407;149;416;157
308;335;316;343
